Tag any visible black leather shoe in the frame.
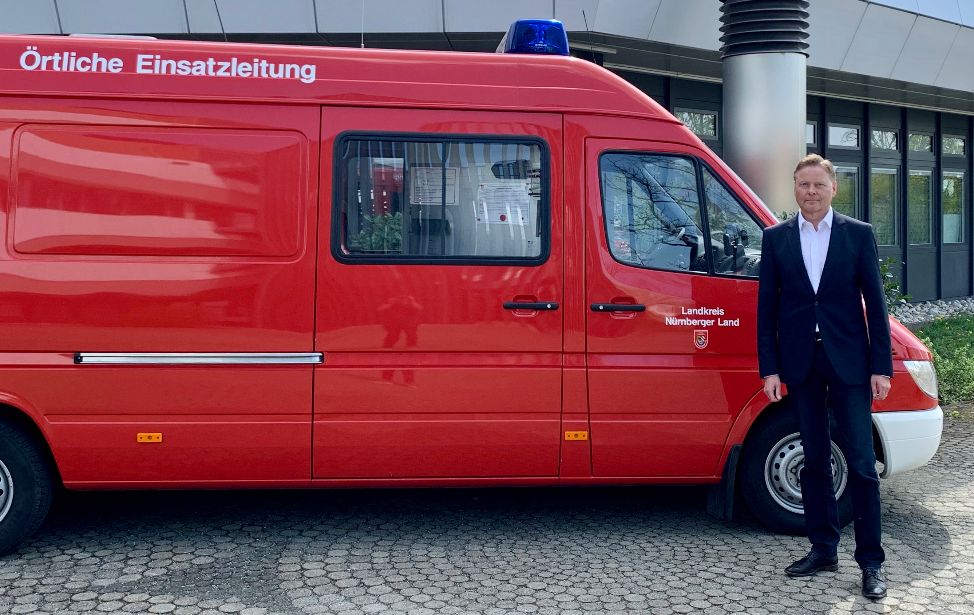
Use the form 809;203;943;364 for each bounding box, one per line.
785;552;838;577
862;568;887;599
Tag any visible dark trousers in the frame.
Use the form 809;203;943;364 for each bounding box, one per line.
789;341;885;569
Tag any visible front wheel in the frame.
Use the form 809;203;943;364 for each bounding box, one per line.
0;419;54;555
739;408;853;535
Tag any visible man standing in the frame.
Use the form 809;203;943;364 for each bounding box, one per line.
757;154;892;599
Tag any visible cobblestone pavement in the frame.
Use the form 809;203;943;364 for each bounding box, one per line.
1;419;972;615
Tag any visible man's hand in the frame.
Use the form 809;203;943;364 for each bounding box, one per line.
763;374;783;402
871;375;891;401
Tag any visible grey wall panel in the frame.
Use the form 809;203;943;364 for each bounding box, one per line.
914;0;963;23
185;0;223;33
869;0;919;12
213;0;315;33
316;0;442;33
841;4;915;78
891;17;958;84
589;0;661;39
806;0;866;70
0;0;61;33
56;0;188;34
936;27;974;90
554;0;600;31
648;0;719;50
444;0;552;32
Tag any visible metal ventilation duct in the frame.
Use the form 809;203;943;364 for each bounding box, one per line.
720;0;810;58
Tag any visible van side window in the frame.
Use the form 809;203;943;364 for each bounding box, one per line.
703;168;763;277
600;154;708;273
336;137;546;262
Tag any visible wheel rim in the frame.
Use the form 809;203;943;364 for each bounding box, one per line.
0;457;12;523
764;432;848;515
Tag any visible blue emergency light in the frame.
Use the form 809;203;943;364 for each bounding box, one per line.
497;19;570;56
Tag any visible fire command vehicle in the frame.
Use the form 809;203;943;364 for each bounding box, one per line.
0;20;943;554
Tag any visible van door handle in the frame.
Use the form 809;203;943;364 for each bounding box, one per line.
503;301;559;311
591;303;646;312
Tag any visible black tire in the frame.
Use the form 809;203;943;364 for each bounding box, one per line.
0;418;55;555
738;406;853;535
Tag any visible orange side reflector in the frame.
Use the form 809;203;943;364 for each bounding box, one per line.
564;431;588;441
136;433;163;443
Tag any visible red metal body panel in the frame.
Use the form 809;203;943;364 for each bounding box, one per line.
581;130;766;477
13;125;305;257
313;107;563;479
0;36;667;120
0;98;319;484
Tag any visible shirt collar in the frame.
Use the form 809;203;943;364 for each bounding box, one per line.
798;207;833;231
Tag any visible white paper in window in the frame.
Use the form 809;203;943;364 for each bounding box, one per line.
409;167;459;206
477;181;532;225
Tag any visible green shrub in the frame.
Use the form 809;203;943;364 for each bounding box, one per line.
916;315;974;405
879;257;909;314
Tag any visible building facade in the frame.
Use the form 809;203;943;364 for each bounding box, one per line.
2;0;972;300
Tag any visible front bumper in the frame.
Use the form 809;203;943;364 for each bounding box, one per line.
873;406;944;478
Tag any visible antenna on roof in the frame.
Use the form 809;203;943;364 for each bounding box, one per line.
581;10;597;63
361;0;366;48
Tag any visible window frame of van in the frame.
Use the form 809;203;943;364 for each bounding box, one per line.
597;151;765;280
332;132;551;266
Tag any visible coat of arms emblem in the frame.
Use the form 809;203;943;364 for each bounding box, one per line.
694;329;709;350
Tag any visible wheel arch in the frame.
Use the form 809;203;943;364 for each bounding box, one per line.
719;390;887;475
717;388;781;477
0;397;62;487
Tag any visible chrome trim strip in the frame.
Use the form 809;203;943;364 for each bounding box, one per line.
75;353;323;365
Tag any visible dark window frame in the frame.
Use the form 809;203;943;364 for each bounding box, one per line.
828;123;861;150
332;132;551;266
870;166;901;248
908;132;934;154
943;135;967;158
870;129;899;152
673;107;720;141
833;163;863;219
806;120;818;147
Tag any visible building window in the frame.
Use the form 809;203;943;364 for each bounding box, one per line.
833;166;860;219
871;130;898;151
335;136;547;261
806;121;817;146
943;136;966;157
908;133;933;153
871;168;898;246
908;170;933;245
943;172;966;244
675;109;718;139
828;124;860;149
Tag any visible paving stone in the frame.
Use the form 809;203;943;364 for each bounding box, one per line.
1;416;971;614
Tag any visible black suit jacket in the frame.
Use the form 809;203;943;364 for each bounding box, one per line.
757;212;893;386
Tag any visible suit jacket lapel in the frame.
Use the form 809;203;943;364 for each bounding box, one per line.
784;216;815;295
818;213;845;295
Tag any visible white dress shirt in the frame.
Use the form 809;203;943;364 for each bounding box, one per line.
797;207;833;294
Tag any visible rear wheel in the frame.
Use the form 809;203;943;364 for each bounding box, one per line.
739;407;853;534
0;419;54;555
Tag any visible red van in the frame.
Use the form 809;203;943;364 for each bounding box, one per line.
0;21;942;554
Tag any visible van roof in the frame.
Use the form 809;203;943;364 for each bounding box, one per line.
0;35;672;121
